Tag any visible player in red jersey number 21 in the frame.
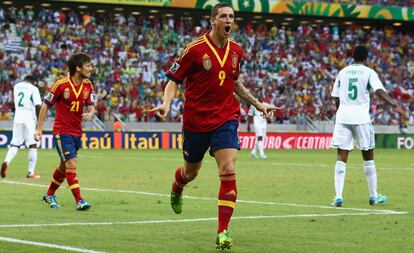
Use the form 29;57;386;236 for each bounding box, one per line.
35;53;96;211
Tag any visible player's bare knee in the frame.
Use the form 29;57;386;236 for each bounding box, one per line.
257;136;263;141
59;162;66;173
184;162;201;180
29;144;37;149
337;156;347;163
336;149;348;163
219;160;235;175
65;159;77;169
182;166;199;181
362;150;374;161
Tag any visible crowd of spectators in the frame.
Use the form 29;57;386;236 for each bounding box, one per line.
320;0;414;7
0;6;413;126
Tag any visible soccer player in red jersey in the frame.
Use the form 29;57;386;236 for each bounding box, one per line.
152;3;278;249
35;53;95;211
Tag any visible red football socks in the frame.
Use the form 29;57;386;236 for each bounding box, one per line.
47;165;66;196
217;173;237;233
65;167;82;203
172;167;190;195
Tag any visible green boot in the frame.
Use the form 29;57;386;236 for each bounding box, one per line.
216;230;233;250
170;190;183;214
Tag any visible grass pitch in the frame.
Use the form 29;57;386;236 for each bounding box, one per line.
0;148;412;253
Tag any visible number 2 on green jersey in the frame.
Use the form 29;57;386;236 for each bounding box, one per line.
17;92;24;107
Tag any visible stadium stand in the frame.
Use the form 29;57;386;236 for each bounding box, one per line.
321;0;414;7
0;4;412;126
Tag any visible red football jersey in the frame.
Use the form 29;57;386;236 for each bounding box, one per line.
167;33;244;132
44;77;94;136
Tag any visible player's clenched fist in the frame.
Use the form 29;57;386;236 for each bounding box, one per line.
34;130;42;142
151;103;170;121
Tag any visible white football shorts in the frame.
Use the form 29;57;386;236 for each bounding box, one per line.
331;122;375;151
10;121;37;147
254;123;267;138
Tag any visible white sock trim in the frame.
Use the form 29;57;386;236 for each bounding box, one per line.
334;161;347;199
28;148;38;174
336;161;346;167
364;160;377;198
364;160;375;167
5;146;19;164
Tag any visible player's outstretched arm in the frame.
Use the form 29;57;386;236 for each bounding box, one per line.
247;115;252;132
375;89;408;121
234;79;281;117
82;105;95;121
333;97;340;110
151;80;178;121
35;105;41;120
35;103;49;141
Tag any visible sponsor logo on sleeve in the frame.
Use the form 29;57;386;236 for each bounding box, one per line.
45;92;54;102
90;93;97;102
169;62;180;74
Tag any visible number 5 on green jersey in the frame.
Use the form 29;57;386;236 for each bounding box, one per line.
348;78;358;100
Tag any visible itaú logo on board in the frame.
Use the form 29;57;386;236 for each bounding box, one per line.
397;137;414;149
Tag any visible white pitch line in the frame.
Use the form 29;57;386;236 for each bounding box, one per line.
79;154;414;171
0;180;405;214
0;236;105;253
39;153;414;171
0;211;407;229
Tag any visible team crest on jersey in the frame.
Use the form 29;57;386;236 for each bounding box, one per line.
63;88;70;99
202;53;212;71
169;62;180;74
232;54;238;69
83;89;89;99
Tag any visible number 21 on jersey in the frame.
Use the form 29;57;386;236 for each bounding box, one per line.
70;101;80;112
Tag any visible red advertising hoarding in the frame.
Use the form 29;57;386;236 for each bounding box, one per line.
239;133;332;149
